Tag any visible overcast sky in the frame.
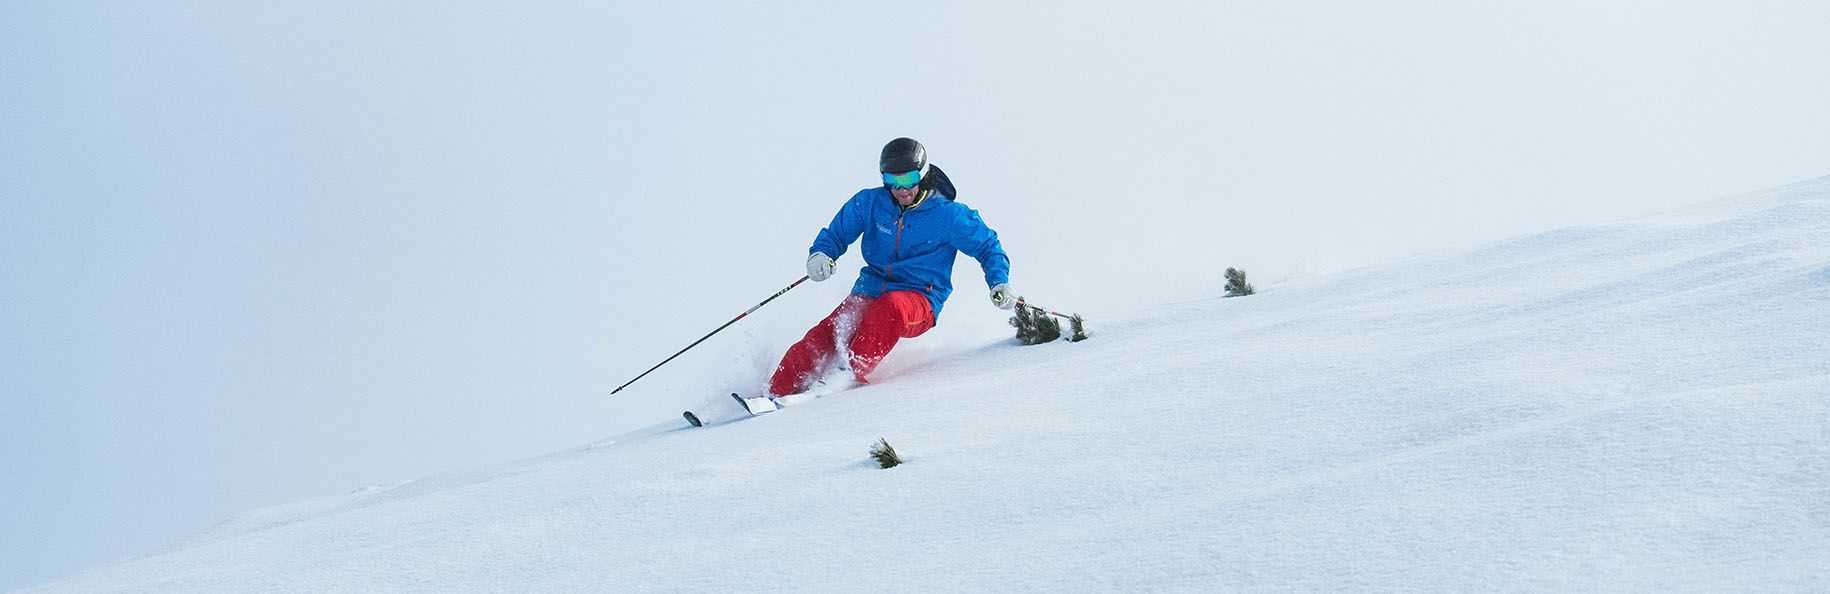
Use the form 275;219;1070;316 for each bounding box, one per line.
3;1;1827;590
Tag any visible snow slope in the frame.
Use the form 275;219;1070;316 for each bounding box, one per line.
18;177;1830;593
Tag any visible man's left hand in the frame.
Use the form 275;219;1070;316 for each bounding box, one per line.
990;283;1016;310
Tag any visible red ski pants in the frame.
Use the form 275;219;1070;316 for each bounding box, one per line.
769;291;934;396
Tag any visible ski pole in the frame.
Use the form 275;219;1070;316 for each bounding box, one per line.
611;275;810;395
1016;298;1074;320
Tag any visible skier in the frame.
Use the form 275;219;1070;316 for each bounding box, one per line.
767;137;1014;397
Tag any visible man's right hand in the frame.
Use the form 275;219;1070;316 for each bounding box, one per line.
806;252;835;282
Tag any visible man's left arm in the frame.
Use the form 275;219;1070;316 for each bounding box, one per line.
947;207;1012;306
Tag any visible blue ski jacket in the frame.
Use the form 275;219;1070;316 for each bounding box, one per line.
810;186;1010;321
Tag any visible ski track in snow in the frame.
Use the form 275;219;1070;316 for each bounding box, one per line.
16;176;1830;593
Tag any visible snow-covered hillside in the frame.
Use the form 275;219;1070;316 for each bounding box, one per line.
19;178;1830;593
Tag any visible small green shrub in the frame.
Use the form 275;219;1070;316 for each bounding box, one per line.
870;438;902;469
1009;302;1062;345
1224;267;1255;297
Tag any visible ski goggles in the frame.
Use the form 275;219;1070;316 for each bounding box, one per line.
881;169;922;189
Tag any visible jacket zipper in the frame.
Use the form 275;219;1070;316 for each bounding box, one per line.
882;211;905;294
881;190;923;295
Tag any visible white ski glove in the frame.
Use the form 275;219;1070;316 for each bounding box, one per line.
806;252;836;282
990;283;1017;310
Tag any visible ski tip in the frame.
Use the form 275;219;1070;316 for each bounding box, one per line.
730;392;782;416
682;411;703;428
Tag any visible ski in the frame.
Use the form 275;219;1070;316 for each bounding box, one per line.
732;392;781;416
681;393;780;428
679;375;864;428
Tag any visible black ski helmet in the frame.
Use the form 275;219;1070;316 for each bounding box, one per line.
879;137;927;174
